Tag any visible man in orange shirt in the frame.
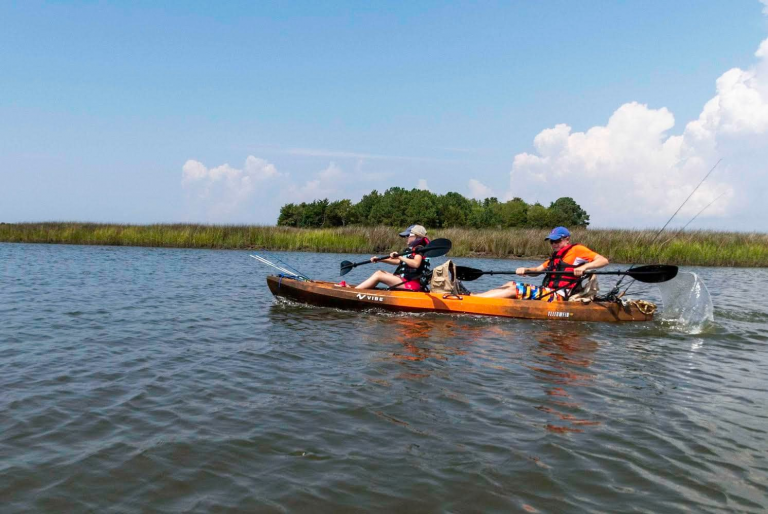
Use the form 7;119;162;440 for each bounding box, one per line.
475;226;609;301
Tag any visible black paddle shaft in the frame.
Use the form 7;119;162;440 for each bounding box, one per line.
340;238;452;276
455;264;678;283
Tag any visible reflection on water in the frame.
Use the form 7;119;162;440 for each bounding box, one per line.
385;317;471;364
530;328;601;433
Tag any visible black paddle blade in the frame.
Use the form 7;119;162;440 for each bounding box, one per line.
455;266;484;281
420;238;452;258
625;264;678;283
340;260;355;276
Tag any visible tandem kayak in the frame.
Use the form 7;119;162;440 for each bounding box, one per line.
266;275;656;322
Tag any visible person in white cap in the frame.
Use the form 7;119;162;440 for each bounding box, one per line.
355;225;431;291
476;226;608;301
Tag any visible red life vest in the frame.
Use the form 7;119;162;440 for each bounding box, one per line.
542;244;582;292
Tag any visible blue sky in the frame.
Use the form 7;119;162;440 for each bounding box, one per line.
2;1;768;229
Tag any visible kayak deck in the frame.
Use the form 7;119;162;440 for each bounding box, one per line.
266;276;654;322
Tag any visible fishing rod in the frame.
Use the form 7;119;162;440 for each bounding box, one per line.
250;254;296;275
619;193;723;298
613;159;722;298
250;254;308;279
261;251;310;280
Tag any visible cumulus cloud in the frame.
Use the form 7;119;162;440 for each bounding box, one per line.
283;162;347;203
468;178;494;199
506;37;768;228
417;179;429;191
181;155;282;219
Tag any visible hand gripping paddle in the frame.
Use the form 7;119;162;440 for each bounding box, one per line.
340;238;452;277
455;264;678;283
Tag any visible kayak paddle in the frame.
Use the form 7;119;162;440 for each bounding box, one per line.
340;238;452;276
455;264;678;283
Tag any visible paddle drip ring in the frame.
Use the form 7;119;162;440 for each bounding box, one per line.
630;300;657;315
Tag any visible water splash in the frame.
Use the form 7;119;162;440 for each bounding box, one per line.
657;272;714;334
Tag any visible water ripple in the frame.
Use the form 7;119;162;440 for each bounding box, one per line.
1;244;767;512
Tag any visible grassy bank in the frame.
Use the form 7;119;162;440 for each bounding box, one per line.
1;222;767;267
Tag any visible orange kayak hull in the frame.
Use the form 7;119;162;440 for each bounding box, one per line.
266;276;653;323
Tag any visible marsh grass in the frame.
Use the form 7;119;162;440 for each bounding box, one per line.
1;222;767;267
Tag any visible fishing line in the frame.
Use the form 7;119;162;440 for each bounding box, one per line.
616;159;722;297
667;191;727;240
622;192;725;297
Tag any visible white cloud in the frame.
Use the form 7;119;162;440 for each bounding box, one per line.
506;37;768;228
181;155;282;219
283;162;346;203
761;0;768;15
318;162;343;181
181;160;208;185
468;178;494;199
244;156;280;181
417;179;429;191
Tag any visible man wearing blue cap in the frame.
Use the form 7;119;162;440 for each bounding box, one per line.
476;226;609;301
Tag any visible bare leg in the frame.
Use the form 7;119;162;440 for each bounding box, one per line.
355;270;408;290
474;281;520;299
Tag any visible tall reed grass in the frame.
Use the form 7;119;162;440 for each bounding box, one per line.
1;222;767;267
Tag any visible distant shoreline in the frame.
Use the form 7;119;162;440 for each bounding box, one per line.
2;222;767;267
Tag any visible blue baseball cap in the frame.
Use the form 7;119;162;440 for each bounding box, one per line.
545;226;571;241
399;225;415;237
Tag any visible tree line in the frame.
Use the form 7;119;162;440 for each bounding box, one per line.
277;188;590;229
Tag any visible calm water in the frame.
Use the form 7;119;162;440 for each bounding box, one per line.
1;243;767;512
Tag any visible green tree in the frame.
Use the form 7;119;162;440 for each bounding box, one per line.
548;197;590;227
353;190;381;224
437;192;472;227
480;197;504;228
299;199;329;227
499;198;529;227
442;205;467;227
404;189;439;228
369;187;410;226
526;202;549;228
277;203;303;227
467;199;486;228
325;199;357;226
275;191;592;230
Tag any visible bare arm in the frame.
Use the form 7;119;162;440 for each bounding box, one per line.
574;254;609;277
371;254;400;265
516;263;547;275
397;254;423;269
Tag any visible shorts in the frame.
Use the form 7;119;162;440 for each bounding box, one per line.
399;279;423;291
515;283;563;302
